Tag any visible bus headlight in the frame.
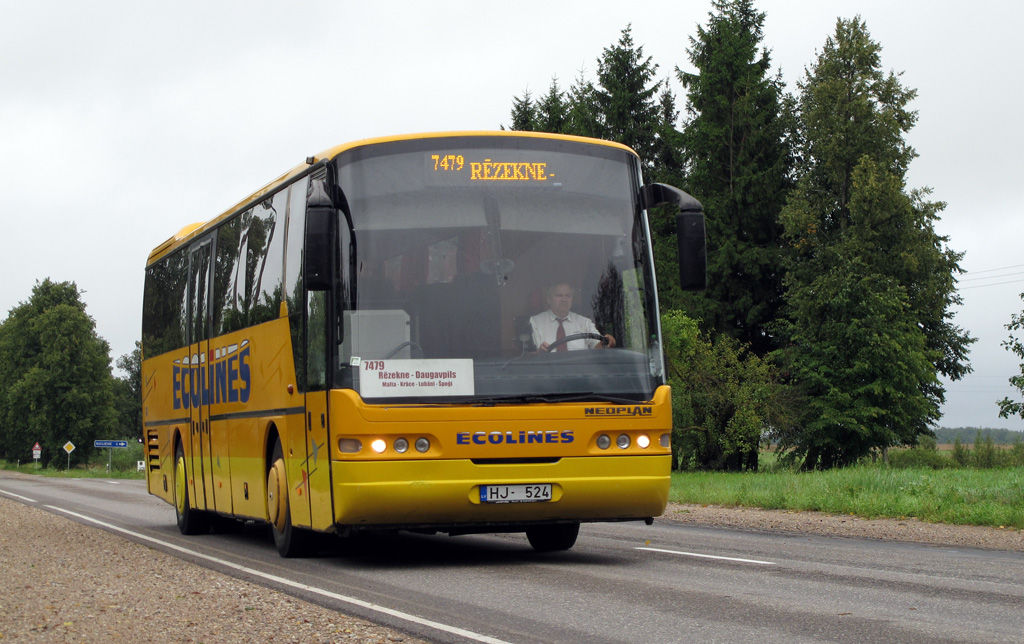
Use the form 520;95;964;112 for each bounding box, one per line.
371;439;387;454
596;434;611;450
415;437;430;453
660;433;671;448
637;434;650;449
394;438;409;453
616;434;631;449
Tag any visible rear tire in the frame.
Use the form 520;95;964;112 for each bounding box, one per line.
267;440;314;557
174;441;210;535
526;522;580;552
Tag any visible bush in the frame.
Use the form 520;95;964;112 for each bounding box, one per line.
1009;439;1024;467
951;437;970;466
887;447;949;469
973;432;999;468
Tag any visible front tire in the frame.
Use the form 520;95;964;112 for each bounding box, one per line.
267;440;313;557
526;522;580;552
174;441;210;535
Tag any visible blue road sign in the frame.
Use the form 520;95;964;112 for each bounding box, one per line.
94;440;129;448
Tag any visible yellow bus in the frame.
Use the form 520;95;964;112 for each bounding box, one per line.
141;131;705;557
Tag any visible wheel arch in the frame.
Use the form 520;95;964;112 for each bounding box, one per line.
264;421;282;475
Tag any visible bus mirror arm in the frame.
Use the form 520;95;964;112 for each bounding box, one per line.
641;183;707;291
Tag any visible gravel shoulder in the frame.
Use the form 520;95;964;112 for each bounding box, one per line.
662;501;1024;551
1;490;1020;644
0;496;428;644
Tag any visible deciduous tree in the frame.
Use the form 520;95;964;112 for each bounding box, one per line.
778;17;973;468
663;309;795;471
113;341;142;439
998;293;1024;420
0;279;116;466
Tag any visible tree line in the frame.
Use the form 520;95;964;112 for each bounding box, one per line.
507;0;975;470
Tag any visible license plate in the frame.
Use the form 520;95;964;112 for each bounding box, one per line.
480;484;552;503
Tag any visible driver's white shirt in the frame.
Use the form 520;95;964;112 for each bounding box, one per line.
529;310;602;351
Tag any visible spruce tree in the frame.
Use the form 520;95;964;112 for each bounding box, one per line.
564;69;602;139
594;25;663;172
536;77;569;134
677;0;793;355
509;89;537;131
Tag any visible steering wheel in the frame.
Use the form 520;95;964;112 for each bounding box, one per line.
545;332;607;352
384;341;423;359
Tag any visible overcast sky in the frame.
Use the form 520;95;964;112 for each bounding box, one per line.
2;1;1021;430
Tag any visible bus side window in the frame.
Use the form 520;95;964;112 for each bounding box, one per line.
306;290;328;391
249;192;287;326
213;216;244;335
284;178;309;390
142;248;188;357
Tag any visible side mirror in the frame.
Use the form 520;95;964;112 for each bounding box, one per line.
304;180;334;291
641;183;707;291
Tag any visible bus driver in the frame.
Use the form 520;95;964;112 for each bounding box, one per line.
530;282;617;352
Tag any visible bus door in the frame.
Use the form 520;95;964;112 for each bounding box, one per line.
300;288;333;530
187;240;216;512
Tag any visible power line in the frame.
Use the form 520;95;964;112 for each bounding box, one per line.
958;280;1024;292
967;263;1024;275
961;270;1024;282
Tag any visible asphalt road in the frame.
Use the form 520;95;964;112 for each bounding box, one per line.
2;473;1022;644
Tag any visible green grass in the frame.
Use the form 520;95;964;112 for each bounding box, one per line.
670;465;1024;529
1;460;144;479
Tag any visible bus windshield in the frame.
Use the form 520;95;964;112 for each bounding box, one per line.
332;135;663;403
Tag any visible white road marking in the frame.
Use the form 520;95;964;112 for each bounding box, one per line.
45;506;513;644
636;546;776;565
0;489;37;503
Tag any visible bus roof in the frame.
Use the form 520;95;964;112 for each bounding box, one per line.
146;131;639;265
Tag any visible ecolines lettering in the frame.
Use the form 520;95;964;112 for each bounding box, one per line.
583;406;653;417
456;430;574;445
172;341;251;410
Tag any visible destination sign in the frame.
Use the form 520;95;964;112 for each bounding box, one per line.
359;358;474;398
428;153;555;183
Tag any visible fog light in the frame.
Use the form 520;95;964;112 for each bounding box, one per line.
371;439;387;454
616;434;631;449
596;434;611;450
415;437;430;453
637;434;650;449
338;438;362;453
394;438;409;453
660;433;671;448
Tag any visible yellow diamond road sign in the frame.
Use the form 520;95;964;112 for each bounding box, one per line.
63;441;75;454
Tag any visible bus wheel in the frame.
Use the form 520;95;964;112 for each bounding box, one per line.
526;523;580;552
267;440;313;558
174;442;210;535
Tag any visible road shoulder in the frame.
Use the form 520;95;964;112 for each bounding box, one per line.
662;502;1024;552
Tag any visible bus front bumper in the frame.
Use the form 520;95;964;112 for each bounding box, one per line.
328;454;670;530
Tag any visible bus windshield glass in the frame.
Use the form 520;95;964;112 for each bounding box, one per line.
332;135;662;403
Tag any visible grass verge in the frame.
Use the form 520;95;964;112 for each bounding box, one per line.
670;466;1024;530
0;460;144;479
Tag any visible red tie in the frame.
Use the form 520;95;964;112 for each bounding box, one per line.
556;318;567;352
